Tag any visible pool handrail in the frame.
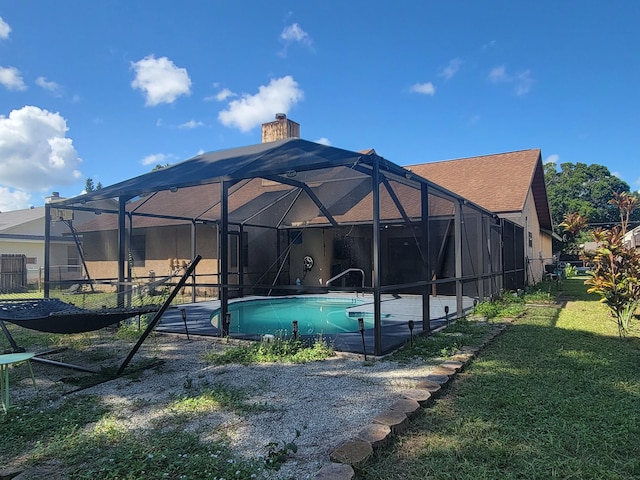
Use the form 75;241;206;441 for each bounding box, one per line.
325;268;365;289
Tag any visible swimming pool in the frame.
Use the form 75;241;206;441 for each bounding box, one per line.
210;296;373;336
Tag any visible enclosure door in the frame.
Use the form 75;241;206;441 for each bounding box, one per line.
227;230;248;296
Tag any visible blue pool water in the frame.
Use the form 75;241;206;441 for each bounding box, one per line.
210;296;373;336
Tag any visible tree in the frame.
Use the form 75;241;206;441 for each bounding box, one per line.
558;212;588;254
545;161;639;252
85;178;102;192
609;191;638;233
585;192;640;337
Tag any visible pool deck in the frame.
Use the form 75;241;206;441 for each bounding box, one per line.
156;294;476;355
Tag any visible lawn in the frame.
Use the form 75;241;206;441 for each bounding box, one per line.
357;278;640;479
3;278;639;479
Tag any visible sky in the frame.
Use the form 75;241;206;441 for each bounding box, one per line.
0;1;638;211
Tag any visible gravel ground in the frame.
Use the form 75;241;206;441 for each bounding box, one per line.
8;331;447;479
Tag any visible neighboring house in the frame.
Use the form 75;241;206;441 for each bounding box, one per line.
623;225;640;250
407;149;555;285
0;193;114;289
0;195;77;287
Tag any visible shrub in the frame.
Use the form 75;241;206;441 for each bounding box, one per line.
205;335;334;365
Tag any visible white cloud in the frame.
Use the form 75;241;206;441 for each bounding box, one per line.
544;154;559;164
315;137;331;146
218;76;304;132
488;65;508;83
0;187;31;212
488;65;534;95
0;17;10;40
279;23;313;56
216;88;236;101
281;23;311;44
36;76;62;96
439;58;462;80
141;153;170;166
410;82;436;95
514;69;533;95
0;106;82;196
0;66;27;91
482;40;497;50
178;120;204;129
131;55;192;106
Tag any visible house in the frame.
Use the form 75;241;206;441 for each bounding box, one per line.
0;194;80;289
45;115;519;354
406;149;555;285
623;225;640;249
0;194;119;290
40;114;558;355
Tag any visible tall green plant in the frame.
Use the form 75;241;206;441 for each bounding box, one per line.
585;192;640;337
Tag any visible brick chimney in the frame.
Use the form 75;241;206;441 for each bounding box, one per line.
261;113;300;143
45;192;65;204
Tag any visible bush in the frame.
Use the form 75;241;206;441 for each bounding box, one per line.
205;335;334;365
474;292;525;319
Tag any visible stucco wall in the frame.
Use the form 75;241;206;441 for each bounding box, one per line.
82;224;220;296
503;190;553;285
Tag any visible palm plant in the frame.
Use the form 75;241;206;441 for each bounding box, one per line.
585;193;640;337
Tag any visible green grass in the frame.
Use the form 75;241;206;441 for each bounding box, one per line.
357;278;640;479
0;375;271;479
473;291;527;319
0;322;329;478
6;278;639;478
205;335;335;365
29;418;264;480
391;318;494;363
170;380;277;416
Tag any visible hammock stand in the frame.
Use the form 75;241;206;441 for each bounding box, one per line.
0;255;201;376
0;299;160;335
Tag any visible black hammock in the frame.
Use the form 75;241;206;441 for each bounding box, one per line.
0;298;160;334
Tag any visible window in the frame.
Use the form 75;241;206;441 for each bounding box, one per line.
67;246;80;272
228;232;249;270
130;235;146;267
528;231;533;248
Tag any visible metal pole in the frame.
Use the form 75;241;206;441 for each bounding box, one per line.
220;181;229;331
421;182;431;334
180;308;190;340
117;197;127;308
358;318;367;361
372;155;382;356
238;224;245;298
454;200;463;319
116;255;202;376
44;204;51;298
191;221;197;303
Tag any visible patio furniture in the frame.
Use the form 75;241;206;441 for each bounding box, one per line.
0;352;36;413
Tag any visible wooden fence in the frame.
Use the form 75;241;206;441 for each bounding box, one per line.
0;254;27;291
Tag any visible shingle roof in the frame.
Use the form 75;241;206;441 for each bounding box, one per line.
406;149;553;230
61;138;373;204
0;206;44;232
68;141;549;232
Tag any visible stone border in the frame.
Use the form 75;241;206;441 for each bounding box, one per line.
313;320;512;480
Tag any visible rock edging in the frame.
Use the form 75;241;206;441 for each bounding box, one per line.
314;320;511;479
